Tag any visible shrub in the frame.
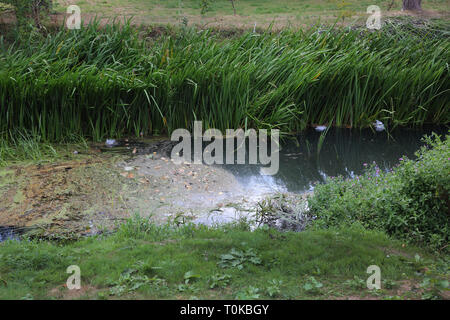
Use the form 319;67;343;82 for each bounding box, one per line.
308;132;450;249
1;0;52;27
0;2;14;14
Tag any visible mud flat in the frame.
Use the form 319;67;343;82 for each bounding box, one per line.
0;141;307;239
115;153;264;225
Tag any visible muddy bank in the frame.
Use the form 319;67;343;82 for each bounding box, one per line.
0;156;131;239
0;140;309;239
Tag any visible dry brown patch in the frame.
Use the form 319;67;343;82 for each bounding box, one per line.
49;284;100;300
385;9;450;20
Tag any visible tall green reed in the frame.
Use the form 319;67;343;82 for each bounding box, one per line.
0;20;448;142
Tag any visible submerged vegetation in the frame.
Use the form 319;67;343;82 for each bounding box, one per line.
0;19;449;144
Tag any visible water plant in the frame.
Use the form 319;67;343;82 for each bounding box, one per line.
0;19;448;143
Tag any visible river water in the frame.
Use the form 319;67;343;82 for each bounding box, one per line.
221;126;448;194
0;226;21;242
1;126;446;240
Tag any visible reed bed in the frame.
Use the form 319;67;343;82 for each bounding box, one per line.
0;20;449;142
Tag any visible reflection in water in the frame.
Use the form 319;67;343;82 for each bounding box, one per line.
222;126;448;193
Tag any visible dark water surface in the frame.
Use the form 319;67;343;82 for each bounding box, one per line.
222;126;448;194
103;126;448;194
0;226;22;242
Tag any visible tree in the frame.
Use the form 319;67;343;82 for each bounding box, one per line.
402;0;422;11
200;0;237;15
2;0;52;28
229;0;236;15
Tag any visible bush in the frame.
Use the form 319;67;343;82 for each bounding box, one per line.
0;2;14;14
308;132;450;249
1;0;52;27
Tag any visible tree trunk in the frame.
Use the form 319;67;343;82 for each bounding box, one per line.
31;0;43;29
387;0;395;11
402;0;422;11
230;0;236;15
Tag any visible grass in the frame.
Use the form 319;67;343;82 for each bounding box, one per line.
0;130;88;166
0;217;446;300
0;19;448;144
50;0;450;27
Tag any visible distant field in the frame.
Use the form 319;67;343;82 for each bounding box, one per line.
54;0;450;28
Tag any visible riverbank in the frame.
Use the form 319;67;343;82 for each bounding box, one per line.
0;130;448;300
0;220;447;300
0;13;448;300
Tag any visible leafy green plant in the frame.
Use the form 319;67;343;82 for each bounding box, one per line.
302;276;323;294
343;276;366;290
184;270;200;284
208;273;231;289
218;248;261;270
419;258;450;300
235;286;260;300
382;279;397;290
109;270;166;296
108;262;167;296
266;279;282;297
20;293;34;300
309;133;450;249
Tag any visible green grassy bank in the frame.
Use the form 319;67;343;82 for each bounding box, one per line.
0;219;448;300
49;0;450;26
